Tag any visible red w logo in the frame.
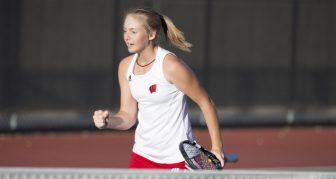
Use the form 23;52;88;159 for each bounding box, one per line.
149;84;157;94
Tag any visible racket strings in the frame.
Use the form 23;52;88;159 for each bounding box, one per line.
183;143;217;170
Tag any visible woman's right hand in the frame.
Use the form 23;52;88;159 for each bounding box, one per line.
93;110;110;129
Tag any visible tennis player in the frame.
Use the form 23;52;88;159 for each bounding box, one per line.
93;7;224;169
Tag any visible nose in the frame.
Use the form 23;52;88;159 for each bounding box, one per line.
124;32;130;41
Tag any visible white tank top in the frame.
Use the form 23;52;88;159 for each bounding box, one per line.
126;46;194;163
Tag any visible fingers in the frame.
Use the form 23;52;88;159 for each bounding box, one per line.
102;110;109;119
93;110;110;129
220;153;225;167
211;149;225;168
216;152;225;168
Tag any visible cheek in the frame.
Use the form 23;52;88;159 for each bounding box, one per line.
135;33;149;43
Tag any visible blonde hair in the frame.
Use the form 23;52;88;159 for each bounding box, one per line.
125;7;192;52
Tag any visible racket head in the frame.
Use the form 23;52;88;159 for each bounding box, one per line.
179;140;223;170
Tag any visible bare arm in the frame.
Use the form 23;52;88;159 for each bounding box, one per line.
163;54;224;166
93;56;138;130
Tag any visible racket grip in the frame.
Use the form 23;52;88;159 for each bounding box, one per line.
224;154;239;163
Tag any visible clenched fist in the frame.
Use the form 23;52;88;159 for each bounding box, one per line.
93;110;110;129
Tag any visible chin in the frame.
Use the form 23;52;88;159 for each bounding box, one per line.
128;47;144;54
126;47;135;53
127;49;135;53
127;46;139;53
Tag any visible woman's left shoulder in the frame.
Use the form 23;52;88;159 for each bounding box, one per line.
163;54;193;83
163;54;188;72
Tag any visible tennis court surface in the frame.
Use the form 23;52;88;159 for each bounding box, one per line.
1;127;335;169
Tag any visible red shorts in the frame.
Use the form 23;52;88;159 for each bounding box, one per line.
128;152;186;169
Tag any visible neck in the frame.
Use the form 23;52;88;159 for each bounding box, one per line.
137;45;157;64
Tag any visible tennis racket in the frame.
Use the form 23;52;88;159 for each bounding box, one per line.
179;140;239;170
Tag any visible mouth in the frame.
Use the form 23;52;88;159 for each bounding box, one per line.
127;43;134;47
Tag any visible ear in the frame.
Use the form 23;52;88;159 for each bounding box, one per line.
148;30;157;41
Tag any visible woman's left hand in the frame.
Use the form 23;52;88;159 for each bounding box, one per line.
211;148;225;168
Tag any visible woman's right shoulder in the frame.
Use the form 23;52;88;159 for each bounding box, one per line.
118;55;134;71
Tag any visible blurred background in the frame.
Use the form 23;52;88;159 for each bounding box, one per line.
0;0;336;169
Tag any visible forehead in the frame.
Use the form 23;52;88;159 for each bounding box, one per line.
123;14;146;29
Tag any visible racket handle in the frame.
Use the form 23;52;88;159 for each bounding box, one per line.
224;154;239;163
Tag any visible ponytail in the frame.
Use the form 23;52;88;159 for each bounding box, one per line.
160;15;192;52
126;7;192;52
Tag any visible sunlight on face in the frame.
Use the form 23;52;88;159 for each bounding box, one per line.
123;15;150;53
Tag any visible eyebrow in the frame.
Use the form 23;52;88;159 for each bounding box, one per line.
123;27;137;30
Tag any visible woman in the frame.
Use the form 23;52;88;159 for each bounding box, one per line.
93;7;224;169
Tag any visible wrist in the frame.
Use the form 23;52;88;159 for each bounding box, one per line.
103;114;110;129
211;144;223;151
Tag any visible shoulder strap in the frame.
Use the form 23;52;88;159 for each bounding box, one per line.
155;47;177;83
125;53;138;80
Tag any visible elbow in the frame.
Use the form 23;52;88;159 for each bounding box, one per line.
120;118;137;130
